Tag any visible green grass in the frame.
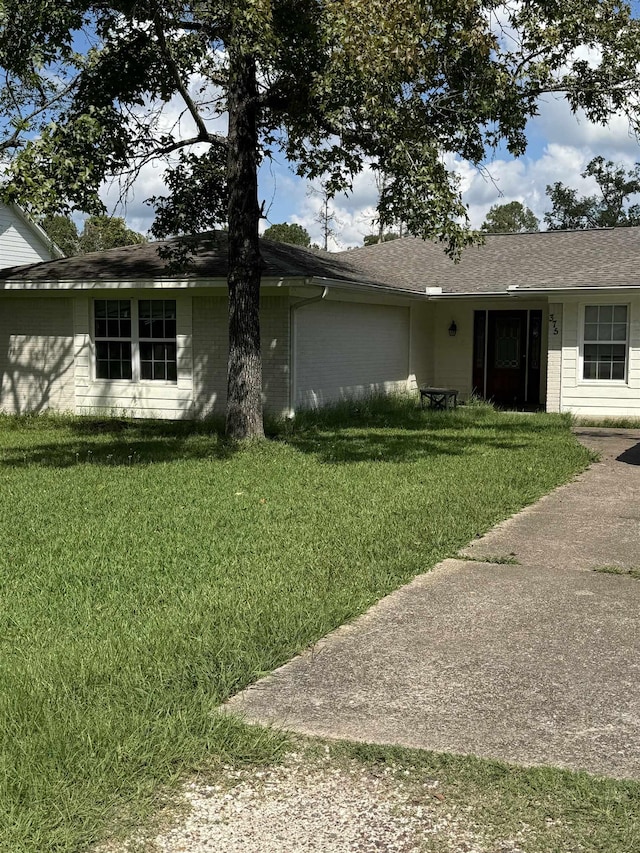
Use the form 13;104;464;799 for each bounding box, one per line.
594;565;640;580
332;740;640;853
0;400;593;851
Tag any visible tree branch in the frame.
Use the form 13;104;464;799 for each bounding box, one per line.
151;10;216;144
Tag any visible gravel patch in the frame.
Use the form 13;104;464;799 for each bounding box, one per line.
106;750;529;853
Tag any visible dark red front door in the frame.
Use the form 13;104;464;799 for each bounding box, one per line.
486;311;527;405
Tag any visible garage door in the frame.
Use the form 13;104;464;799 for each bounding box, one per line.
294;300;410;409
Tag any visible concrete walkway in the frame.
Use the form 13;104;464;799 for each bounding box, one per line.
225;428;640;780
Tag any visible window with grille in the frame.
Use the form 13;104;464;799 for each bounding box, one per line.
94;300;132;380
583;305;628;381
138;300;177;381
94;299;177;382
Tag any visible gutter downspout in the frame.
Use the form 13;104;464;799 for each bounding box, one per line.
289;284;329;416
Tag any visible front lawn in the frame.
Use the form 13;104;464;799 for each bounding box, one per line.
0;402;592;851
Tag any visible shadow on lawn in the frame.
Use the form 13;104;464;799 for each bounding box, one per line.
0;411;537;468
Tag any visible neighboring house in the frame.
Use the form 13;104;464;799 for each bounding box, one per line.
0;203;64;268
0;227;638;418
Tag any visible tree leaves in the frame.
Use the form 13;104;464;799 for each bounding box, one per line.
545;157;640;230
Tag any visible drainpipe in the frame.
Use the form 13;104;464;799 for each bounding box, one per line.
289;284;329;416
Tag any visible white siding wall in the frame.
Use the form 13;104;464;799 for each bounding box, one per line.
0;204;57;267
0;296;75;412
75;293;195;419
294;299;410;409
558;294;640;417
192;293;290;417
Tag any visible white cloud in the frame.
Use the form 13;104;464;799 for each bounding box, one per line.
99;81;640;246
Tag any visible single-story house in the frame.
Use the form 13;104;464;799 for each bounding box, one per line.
0;226;639;419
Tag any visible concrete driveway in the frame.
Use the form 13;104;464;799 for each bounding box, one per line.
225;428;640;780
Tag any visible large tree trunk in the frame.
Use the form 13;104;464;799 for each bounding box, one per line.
226;46;264;440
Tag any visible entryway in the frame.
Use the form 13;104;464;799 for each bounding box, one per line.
472;309;542;406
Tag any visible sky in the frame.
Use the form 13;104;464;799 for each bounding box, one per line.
106;92;640;252
94;4;640;253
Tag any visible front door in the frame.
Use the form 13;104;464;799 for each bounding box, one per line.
472;309;542;407
486;311;527;405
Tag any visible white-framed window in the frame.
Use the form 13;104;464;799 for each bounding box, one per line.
582;304;628;381
94;298;177;382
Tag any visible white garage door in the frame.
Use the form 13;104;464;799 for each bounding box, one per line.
295;300;410;409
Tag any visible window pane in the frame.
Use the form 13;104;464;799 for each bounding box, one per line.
597;361;612;380
139;300;151;319
140;360;152;380
597;323;612;341
612;345;626;361
612;362;625;380
599;305;613;322
152;319;164;338
165;319;176;338
140;342;152;360
95;319;107;337
583;361;597;379
95;301;107;318
584;306;599;322
612;323;626;341
139;318;152;338
584;323;598;341
584;343;598;360
154;362;166;381
614;305;627;322
167;361;177;382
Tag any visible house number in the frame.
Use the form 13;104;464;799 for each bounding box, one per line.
549;313;559;336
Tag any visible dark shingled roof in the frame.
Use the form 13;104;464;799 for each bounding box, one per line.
1;226;640;295
337;226;640;293
0;230;393;289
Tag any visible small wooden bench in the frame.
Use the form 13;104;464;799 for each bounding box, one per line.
419;387;459;410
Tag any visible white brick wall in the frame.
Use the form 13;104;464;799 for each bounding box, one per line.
546;303;562;413
0;297;75;413
192;293;290;417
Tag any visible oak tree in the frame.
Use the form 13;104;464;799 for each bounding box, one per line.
262;222;311;247
1;1;640;437
481;201;539;233
545;156;640;230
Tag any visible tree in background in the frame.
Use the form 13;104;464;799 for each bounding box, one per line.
1;2;640;438
262;223;311;247
307;183;342;251
363;233;400;246
481;201;539;233
79;215;146;253
41;214;79;257
545;157;640;229
41;214;145;256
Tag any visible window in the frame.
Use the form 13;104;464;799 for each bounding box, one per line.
583;305;628;381
94;300;132;380
94;299;177;382
139;300;177;381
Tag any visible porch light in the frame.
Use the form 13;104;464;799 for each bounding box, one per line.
448;320;457;337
